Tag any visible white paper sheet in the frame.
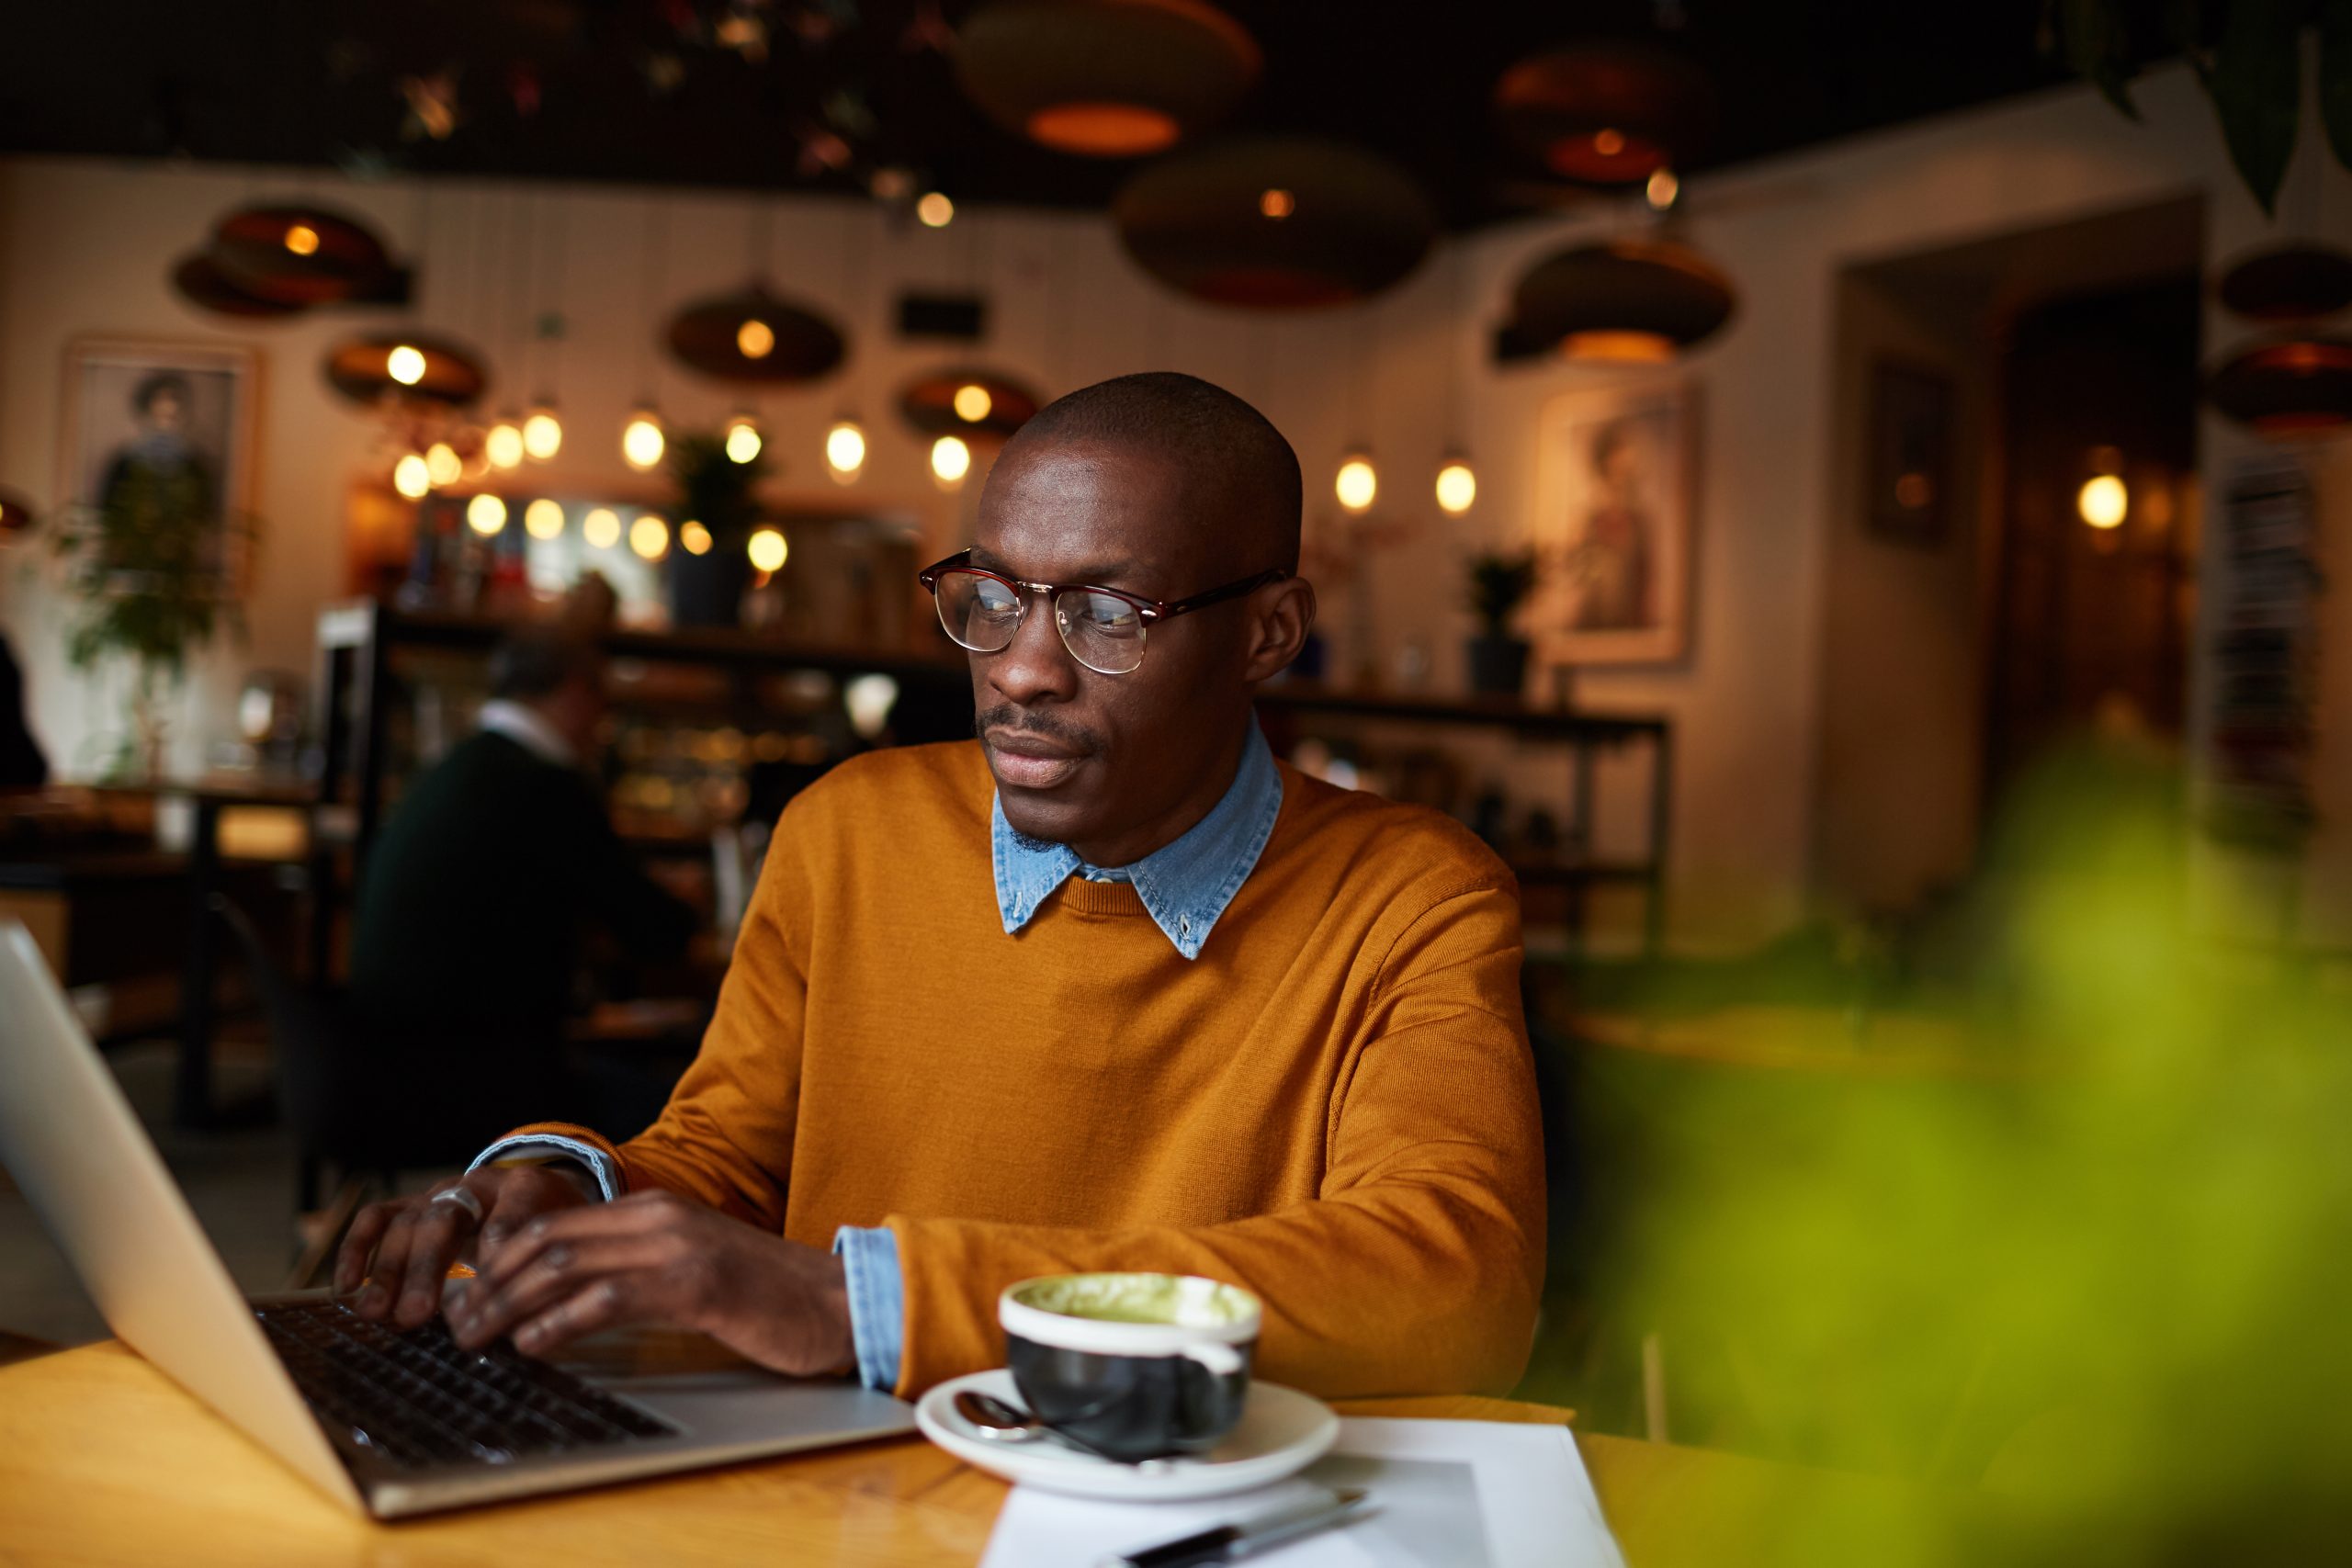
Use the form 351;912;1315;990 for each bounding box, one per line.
980;1417;1625;1568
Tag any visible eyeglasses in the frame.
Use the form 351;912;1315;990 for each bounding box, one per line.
917;548;1290;676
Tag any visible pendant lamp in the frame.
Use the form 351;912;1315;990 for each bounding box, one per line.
1114;135;1436;310
2207;337;2352;434
210;204;391;306
899;370;1041;441
1504;237;1735;362
1493;43;1713;186
667;289;846;384
2216;243;2352;322
323;334;487;407
170;251;307;320
956;0;1261;157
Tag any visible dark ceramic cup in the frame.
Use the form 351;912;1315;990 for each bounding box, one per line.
1000;1273;1261;1464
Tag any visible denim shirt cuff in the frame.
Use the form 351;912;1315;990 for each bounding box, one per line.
832;1224;905;1393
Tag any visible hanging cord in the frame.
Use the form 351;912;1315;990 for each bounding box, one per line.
537;192;567;402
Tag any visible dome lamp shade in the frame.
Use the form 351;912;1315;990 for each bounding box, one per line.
1493;43;1713;186
323;334;488;408
2216;243;2352;323
2207;336;2352;435
1506;237;1736;362
170;251;308;319
666;289;847;384
1113;135;1437;310
209;204;392;306
898;370;1041;441
955;0;1260;157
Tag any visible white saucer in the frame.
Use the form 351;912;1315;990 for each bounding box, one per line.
914;1369;1339;1501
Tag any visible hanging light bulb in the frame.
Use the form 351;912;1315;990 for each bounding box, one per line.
1335;450;1377;513
386;344;427;387
485;417;526;470
916;191;956;228
825;417;867;483
953;383;993;423
680;519;713;556
2077;474;2127;530
621;407;666;471
582;507;621;549
629;513;670;560
747;526;789;573
1434;455;1477;516
725;414;763;464
523;498;565;540
424;441;462;488
465;493;508;536
736;317;776;359
522;404;563;461
392;453;431;499
931;434;973;488
284;221;321;256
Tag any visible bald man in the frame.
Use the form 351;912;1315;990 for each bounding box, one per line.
338;373;1545;1401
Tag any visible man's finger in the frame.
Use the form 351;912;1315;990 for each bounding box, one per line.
478;1193;673;1291
350;1203;422;1319
447;1235;674;1351
334;1200;401;1296
391;1192;481;1327
512;1277;639;1359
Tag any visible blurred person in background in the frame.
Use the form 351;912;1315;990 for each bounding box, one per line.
0;630;46;791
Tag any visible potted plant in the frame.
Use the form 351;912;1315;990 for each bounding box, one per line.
50;463;257;779
1464;547;1538;698
666;431;770;628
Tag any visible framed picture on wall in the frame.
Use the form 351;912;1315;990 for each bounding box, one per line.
56;337;259;596
1528;378;1698;667
1865;357;1953;547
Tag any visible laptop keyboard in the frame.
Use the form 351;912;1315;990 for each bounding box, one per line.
257;1299;679;1470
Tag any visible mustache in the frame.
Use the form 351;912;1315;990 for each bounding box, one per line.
975;705;1104;755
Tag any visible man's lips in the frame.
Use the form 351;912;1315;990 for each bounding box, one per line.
986;729;1090;790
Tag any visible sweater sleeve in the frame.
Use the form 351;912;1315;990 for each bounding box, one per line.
884;881;1547;1402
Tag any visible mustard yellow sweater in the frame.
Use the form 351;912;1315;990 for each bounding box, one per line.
515;740;1545;1399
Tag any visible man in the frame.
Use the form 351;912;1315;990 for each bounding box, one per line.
338;373;1544;1400
347;630;696;1137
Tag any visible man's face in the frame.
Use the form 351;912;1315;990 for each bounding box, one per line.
967;439;1255;860
144;389;186;434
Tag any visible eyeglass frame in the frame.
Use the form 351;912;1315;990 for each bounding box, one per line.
915;547;1291;672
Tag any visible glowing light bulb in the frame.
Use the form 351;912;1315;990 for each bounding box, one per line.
953;384;993;423
387;344;427;387
747;526;788;573
523;499;565;540
629;513;670;560
621;409;665;471
725;417;763;464
916;191;955;228
582;507;621;549
1645;168;1680;211
737;319;775;359
424;442;462;488
485;420;525;469
465;493;508;536
931;434;972;487
392;453;430;499
1259;187;1295;220
1435;459;1476;516
1335;453;1377;513
522;407;563;460
1593;127;1626;157
680;520;712;556
2078;474;2128;530
825;419;866;482
285;222;320;256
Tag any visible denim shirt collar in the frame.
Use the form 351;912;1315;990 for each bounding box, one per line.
991;721;1282;961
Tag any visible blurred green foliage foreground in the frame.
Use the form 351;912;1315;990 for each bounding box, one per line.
1529;748;2352;1564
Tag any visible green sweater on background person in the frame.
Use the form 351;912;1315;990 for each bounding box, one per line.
350;725;696;1041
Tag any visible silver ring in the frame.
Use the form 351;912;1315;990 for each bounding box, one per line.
429;1185;487;1226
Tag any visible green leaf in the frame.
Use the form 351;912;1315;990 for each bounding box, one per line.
2062;0;2143;119
2205;0;2306;215
2322;0;2352;172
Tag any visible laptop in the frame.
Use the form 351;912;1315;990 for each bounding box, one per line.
0;920;916;1517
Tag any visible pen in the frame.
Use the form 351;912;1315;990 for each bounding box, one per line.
1098;1486;1372;1568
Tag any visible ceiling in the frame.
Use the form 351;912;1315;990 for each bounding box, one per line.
0;1;2084;230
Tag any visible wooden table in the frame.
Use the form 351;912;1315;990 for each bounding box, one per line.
0;1342;1946;1567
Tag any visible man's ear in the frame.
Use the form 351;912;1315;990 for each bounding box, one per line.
1240;578;1317;684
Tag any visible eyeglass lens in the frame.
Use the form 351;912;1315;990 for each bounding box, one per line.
932;569;1148;675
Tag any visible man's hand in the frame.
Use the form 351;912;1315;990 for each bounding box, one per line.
334;1166;593;1328
446;1189;856;1378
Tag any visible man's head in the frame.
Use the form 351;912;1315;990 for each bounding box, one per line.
964;371;1315;866
488;629;606;761
133;372;191;434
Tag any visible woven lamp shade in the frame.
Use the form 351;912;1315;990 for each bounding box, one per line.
323;334;487;408
211;205;391;306
1493;44;1712;186
1507;238;1735;362
1114;135;1436;310
170;251;308;319
898;370;1041;440
2207;337;2352;434
2216;244;2352;323
667;290;846;384
956;0;1260;157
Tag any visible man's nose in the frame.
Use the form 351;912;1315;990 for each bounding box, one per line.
985;594;1081;708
